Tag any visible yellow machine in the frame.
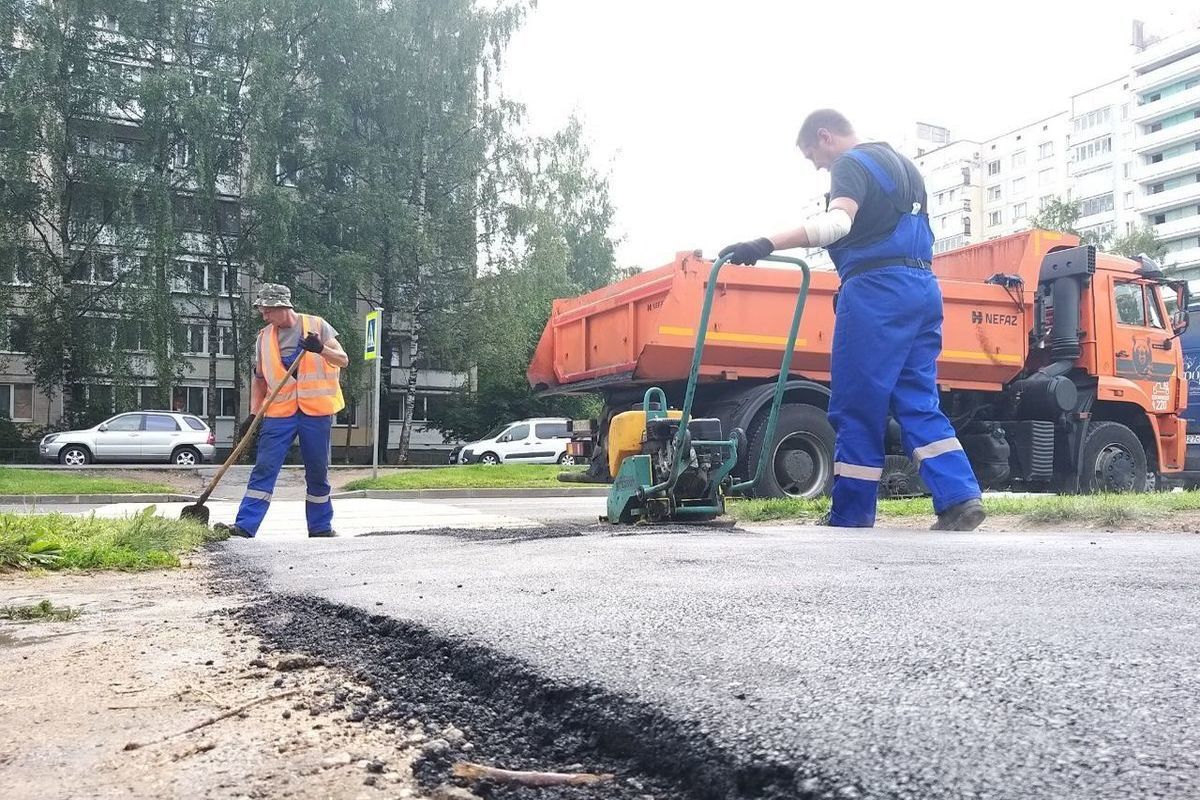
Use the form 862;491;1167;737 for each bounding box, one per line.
605;407;683;479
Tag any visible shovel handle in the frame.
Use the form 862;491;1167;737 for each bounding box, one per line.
194;354;306;505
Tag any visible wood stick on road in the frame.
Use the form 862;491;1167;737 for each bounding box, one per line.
451;761;615;786
123;690;300;751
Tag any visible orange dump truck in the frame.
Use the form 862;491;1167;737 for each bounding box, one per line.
527;230;1195;498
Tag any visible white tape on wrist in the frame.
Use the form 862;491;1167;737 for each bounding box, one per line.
802;208;852;247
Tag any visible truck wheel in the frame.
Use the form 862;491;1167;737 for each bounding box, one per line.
1079;421;1147;493
745;404;834;499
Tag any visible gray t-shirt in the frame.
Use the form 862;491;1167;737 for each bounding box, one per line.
254;316;339;378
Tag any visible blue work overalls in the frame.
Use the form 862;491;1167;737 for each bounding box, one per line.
823;148;981;527
234;342;334;536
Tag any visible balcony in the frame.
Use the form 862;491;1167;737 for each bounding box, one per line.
1133;26;1200;75
1133;115;1200;154
1131;82;1200;125
1155;214;1200;241
1165;246;1200;273
1136;148;1200;183
1136;182;1200;216
1132;48;1200;94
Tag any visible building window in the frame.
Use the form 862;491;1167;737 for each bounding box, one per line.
1073;136;1112;163
987;160;1001;176
172;386;205;415
1124;162;1133;179
1038;142;1054;160
175;323;206;355
217;387;238;418
0;383;34;421
1038;168;1055;186
1078;193;1114;218
1012;151;1026;169
1012;202;1027;220
1;316;33;353
988;210;1003;226
335;401;358;427
277;153;300;187
1073;107;1111;134
987;185;1002;201
3;248;33;285
1124;191;1135;209
1012;176;1026;197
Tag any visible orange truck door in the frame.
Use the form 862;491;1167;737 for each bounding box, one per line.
1111;278;1177;411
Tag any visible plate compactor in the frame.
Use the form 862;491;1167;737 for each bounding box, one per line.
604;254;811;524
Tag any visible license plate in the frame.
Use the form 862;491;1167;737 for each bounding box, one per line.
1188;435;1200;445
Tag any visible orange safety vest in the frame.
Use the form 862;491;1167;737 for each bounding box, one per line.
257;314;345;418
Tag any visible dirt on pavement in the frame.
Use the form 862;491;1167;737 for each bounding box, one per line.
0;561;445;800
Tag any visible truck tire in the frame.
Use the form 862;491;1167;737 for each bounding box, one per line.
744;403;834;499
1079;421;1148;493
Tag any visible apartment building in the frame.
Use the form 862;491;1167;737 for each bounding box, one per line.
1130;18;1200;282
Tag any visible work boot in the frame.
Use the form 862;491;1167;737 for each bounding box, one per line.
214;522;254;539
308;530;339;538
931;498;986;531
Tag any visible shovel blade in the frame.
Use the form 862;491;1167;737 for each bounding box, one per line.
180;504;210;525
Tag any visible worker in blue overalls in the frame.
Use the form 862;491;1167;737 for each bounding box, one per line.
216;283;349;539
720;109;985;531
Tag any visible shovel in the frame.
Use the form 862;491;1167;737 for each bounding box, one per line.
180;354;304;525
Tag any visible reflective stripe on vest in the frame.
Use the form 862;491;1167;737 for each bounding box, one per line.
258;314;346;418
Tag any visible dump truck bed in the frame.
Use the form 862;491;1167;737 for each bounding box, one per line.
528;230;1079;395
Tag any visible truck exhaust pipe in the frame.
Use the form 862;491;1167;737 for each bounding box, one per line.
1014;245;1096;416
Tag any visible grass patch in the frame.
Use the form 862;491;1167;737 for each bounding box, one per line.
0;599;80;622
0;507;227;571
728;491;1200;526
0;467;175;496
343;464;588;491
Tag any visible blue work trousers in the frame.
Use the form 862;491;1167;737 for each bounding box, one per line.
235;411;334;535
827;266;982;527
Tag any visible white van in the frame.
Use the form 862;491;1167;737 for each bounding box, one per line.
457;417;575;465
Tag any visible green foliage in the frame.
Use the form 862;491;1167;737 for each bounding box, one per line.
0;599;80;622
0;467;174;495
729;491;1200;525
0;507;225;571
1029;196;1166;261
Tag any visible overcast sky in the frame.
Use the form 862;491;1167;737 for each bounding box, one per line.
498;1;1194;270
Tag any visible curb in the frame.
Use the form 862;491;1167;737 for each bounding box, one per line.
331;487;610;500
0;493;199;505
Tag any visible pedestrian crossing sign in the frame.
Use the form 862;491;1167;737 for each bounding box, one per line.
364;310;380;361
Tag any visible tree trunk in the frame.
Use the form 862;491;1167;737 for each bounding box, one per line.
396;320;419;464
376;239;394;465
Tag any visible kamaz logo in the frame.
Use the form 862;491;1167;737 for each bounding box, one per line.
971;310;1018;326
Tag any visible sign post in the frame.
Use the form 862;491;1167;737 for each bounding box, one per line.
364;310;381;478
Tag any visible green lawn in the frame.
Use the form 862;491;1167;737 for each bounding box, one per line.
0;509;227;571
343;464;590;491
0;467;176;496
729;491;1200;526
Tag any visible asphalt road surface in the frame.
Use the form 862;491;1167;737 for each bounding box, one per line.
226;522;1200;799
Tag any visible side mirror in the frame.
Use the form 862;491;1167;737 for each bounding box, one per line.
1170;282;1191;337
1173;309;1190;337
98;424;108;432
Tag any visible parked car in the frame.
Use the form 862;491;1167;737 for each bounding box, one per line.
39;411;217;466
457;417;575;465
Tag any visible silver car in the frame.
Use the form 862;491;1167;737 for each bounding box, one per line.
39;411;217;467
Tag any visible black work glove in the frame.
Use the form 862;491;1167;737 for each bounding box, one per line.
301;332;324;353
718;237;775;265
